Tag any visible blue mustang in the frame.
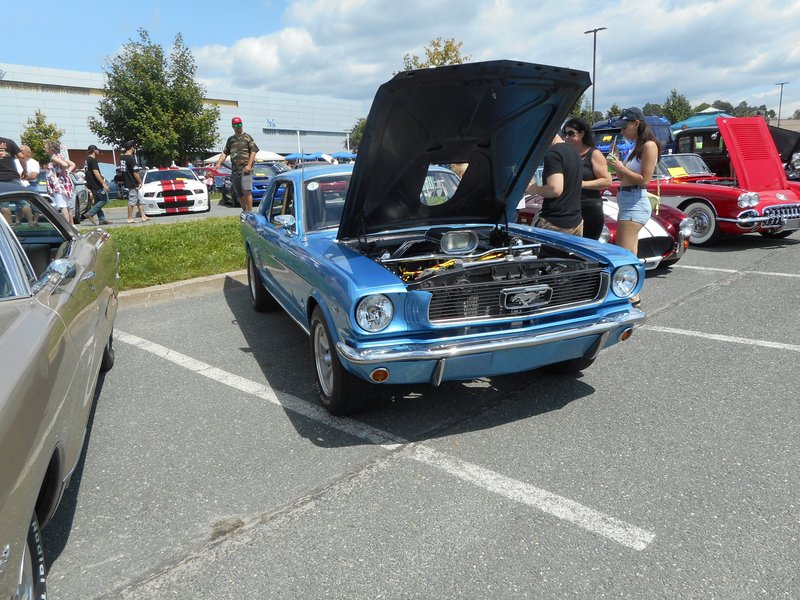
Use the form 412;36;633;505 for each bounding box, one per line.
241;60;646;415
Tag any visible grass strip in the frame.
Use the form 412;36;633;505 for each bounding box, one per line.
112;216;245;290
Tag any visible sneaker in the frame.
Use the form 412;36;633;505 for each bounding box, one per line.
100;219;111;225
85;215;98;225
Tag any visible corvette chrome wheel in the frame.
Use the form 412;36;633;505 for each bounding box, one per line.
684;201;720;245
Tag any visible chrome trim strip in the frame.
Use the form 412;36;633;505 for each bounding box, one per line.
336;308;645;365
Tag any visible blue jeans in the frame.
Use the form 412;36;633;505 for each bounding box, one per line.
87;189;108;219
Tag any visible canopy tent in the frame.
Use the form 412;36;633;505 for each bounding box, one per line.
255;150;285;161
670;111;734;133
331;151;357;160
284;152;336;163
203;153;222;164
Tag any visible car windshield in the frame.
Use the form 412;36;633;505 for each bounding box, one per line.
253;162;290;176
658;154;714;178
143;169;197;183
302;169;462;232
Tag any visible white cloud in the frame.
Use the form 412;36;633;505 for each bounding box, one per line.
189;0;800;116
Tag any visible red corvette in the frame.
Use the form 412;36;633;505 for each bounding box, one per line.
610;117;800;245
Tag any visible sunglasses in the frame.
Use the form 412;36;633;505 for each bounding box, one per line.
232;123;243;128
564;129;580;137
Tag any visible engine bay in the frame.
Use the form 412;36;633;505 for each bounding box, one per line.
362;226;600;288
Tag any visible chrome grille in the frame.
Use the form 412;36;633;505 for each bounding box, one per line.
427;269;607;324
763;204;800;226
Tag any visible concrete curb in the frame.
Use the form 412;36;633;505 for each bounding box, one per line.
119;269;247;307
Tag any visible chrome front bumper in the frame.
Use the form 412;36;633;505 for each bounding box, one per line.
336;308;646;365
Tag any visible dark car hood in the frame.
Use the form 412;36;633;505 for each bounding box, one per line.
338;60;590;240
717;116;788;190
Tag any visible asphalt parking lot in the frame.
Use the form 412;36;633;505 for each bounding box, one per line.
44;231;800;599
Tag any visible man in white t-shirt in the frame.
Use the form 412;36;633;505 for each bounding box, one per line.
14;144;39;225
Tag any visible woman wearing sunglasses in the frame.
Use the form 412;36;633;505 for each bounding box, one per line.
562;117;612;241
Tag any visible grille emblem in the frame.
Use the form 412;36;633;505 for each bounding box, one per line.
501;284;553;309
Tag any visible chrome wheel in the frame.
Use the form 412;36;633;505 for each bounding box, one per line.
313;318;334;397
684;201;719;245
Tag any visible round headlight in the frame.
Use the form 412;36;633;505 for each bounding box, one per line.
737;191;759;208
679;217;694;239
598;225;611;244
355;294;394;332
611;265;639;298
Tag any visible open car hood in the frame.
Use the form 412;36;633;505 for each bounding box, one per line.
717;116;788;191
338;60;590;240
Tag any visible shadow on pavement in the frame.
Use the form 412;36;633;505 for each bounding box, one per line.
222;276;597;449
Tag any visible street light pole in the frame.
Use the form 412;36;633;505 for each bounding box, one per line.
584;27;607;118
776;81;789;127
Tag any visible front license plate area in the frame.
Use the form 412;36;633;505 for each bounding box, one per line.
782;217;800;230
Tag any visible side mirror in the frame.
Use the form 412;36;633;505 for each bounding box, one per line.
273;214;296;230
46;258;76;290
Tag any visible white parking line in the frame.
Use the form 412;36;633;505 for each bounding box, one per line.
673;264;800;278
115;329;655;551
642;325;800;352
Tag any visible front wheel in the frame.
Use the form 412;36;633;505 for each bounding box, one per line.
683;201;720;245
100;331;115;372
16;514;47;600
247;252;277;312
310;307;367;415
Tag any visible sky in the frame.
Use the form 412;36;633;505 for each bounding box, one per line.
3;0;799;120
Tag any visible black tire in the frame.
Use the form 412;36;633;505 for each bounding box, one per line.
247;252;277;312
100;331;115;372
543;356;596;375
310;307;368;415
759;230;794;239
18;513;47;600
683;201;720;245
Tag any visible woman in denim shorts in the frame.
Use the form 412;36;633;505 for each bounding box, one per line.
606;107;661;307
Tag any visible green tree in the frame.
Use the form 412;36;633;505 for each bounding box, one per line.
662;89;692;124
793;109;800;120
89;29;219;167
642;102;664;116
567;95;602;123
20;110;63;164
711;99;735;114
606;103;621;119
346;118;366;152
693;102;711;113
402;37;471;71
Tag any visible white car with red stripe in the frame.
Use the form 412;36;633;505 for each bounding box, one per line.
140;167;210;216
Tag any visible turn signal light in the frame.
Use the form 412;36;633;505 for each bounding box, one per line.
370;368;390;383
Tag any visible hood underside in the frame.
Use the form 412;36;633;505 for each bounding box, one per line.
338;60;590;240
717;117;788;191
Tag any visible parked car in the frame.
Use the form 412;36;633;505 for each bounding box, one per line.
241;60;646;415
0;182;118;599
593;114;674;159
139;167;210;216
97;162;128;199
517;192;693;270
609;117;800;245
251;161;291;205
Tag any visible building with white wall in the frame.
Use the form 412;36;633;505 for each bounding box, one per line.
0;62;366;164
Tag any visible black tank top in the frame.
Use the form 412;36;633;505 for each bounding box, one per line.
581;148;602;206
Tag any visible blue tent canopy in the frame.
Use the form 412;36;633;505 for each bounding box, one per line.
331;151;356;160
670;111;734;133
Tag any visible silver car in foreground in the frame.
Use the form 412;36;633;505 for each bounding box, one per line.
0;182;118;599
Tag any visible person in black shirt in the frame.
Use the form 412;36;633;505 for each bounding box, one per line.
563;117;612;240
527;135;584;236
0;136;26;184
84;144;111;224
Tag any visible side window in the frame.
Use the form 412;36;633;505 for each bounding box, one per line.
270;183;289;218
677;136;691;153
